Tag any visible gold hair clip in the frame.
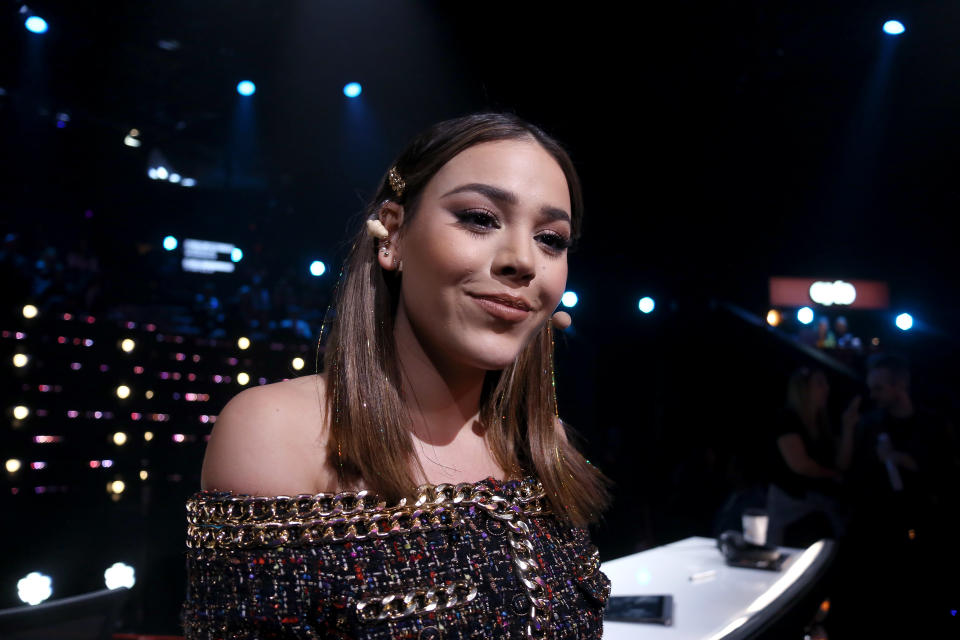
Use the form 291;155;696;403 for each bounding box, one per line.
388;167;405;198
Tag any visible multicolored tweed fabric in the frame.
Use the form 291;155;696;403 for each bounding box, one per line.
181;477;609;639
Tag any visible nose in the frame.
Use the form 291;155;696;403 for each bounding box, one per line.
492;230;535;283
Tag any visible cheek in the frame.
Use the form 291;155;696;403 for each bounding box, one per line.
540;262;568;307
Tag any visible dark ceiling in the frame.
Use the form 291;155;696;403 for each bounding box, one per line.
2;0;957;328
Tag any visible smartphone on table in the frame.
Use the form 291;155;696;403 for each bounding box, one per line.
604;594;673;625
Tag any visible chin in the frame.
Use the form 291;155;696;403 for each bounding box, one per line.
457;330;539;371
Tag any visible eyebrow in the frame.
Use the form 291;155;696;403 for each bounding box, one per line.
441;182;571;225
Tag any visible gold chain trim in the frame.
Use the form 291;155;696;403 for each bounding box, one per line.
185;478;550;550
356;577;478;623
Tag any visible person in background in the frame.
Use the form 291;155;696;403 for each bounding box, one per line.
765;367;856;545
815;316;836;349
833;315;861;351
838;354;959;636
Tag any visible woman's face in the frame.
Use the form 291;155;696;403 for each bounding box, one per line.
390;139;572;372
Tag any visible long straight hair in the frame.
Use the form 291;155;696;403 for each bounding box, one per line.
786;367;830;440
321;113;610;527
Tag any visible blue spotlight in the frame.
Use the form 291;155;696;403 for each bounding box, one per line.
231;248;243;263
638;297;655;314
883;20;905;35
561;291;578;308
162;236;178;251
895;313;913;331
797;307;814;325
309;260;326;277
236;81;256;96
343;82;362;98
25;16;48;34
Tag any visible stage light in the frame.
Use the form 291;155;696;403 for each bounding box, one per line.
25;16;48;34
124;135;141;148
883;20;905;35
155;166;169;180
145;390;154;399
22;304;38;319
144;431;154;441
310;260;326;276
181;178;196;187
169;173;182;184
343;82;362;98
292;357;305;370
113;432;127;446
231;247;243;262
109;480;125;494
561;291;579;308
6;459;21;473
104;562;136;590
13;353;28;367
17;572;52;606
13;406;29;420
237;80;256;96
237;337;250;350
638;297;655;314
116;385;131;399
766;310;782;327
140;470;148;480
121;338;135;352
797;307;814;325
895;313;913;331
237;372;250;385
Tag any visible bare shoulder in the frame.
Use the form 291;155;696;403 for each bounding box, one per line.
200;372;338;495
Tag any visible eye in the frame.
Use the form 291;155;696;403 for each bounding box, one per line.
455;209;500;231
536;231;572;252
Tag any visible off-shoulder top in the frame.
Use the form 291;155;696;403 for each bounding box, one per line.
180;476;609;639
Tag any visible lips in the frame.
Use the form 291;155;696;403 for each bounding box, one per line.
469;293;533;322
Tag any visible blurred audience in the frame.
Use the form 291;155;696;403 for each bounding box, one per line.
1;228;327;341
765;367;855;546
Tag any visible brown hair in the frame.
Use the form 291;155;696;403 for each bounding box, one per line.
320;112;609;527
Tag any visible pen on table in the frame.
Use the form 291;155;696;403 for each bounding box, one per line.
689;569;717;582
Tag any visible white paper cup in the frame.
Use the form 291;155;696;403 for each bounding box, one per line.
742;508;769;546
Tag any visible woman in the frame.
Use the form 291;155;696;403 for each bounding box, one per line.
766;367;856;546
181;113;612;639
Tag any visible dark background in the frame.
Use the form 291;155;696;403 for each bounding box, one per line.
2;0;958;636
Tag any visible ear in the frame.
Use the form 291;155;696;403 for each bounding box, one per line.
375;201;405;272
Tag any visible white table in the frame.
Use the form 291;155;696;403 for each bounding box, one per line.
600;536;834;639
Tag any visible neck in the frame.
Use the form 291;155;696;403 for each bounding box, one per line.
393;303;486;446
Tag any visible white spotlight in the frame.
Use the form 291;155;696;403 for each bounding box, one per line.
883;20;905;35
797;307;814;325
895;313;914;331
638;297;656;314
17;572;53;605
104;562;136;589
561;291;579;308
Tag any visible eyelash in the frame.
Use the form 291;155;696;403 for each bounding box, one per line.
455;209;572;252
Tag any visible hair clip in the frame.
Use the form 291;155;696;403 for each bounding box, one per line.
388;167;405;198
